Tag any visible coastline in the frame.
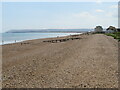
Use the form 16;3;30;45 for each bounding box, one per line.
2;34;118;88
1;33;82;45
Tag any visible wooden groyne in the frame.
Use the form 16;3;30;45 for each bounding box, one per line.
43;37;81;43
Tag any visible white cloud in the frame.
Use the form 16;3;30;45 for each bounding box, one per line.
48;10;118;29
73;12;94;18
110;5;118;8
95;9;104;12
65;11;117;28
95;0;103;4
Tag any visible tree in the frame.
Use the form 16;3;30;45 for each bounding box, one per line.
94;26;103;33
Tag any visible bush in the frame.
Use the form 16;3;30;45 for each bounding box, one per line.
105;32;120;41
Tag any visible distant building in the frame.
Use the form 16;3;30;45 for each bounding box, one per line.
94;26;103;33
106;26;117;33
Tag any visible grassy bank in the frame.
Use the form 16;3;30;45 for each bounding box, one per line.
105;32;120;41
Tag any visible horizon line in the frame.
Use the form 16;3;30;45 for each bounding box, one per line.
1;0;119;2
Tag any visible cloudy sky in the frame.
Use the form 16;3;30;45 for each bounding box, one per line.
1;1;118;32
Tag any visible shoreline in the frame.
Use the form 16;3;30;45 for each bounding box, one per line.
1;33;82;45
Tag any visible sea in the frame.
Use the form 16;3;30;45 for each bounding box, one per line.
0;32;81;45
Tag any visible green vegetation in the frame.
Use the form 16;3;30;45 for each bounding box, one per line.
105;32;120;41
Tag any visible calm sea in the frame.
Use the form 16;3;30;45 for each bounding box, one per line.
0;33;80;45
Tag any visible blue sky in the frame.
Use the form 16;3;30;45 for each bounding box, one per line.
1;2;118;32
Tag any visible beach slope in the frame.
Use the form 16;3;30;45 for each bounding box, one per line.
2;34;118;88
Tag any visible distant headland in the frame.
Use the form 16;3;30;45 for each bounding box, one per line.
6;29;93;33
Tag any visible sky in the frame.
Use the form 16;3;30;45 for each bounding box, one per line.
1;1;118;32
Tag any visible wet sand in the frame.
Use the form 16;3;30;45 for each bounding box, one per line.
2;34;118;88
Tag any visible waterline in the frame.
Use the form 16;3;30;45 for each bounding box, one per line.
1;33;81;45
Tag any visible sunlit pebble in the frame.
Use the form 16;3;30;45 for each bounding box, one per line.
60;79;63;81
4;83;9;87
18;81;22;85
92;74;95;76
65;83;68;86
